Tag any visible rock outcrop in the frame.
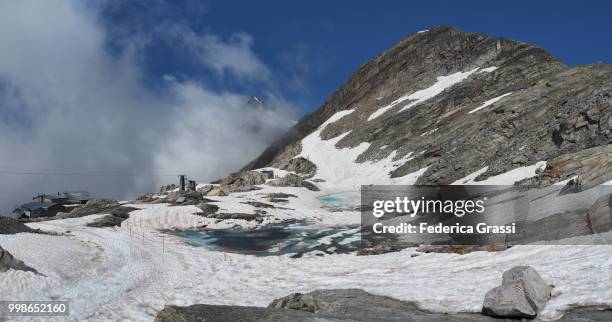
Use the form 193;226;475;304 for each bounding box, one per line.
156;289;509;322
483;266;552;318
218;171;266;193
267;173;320;191
0;246;39;274
0;216;39;234
63;199;121;218
86;206;139;228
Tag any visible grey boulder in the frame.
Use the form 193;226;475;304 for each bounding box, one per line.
483;266;552;318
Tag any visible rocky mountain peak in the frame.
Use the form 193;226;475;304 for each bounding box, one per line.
243;26;612;190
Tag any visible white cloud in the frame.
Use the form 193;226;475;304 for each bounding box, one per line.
0;0;294;212
172;27;272;82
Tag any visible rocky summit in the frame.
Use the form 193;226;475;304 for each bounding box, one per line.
243;26;612;189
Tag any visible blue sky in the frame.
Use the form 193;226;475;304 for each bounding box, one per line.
101;0;612;116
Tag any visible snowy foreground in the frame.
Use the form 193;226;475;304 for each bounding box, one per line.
1;184;612;321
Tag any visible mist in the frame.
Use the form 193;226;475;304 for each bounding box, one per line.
0;0;295;213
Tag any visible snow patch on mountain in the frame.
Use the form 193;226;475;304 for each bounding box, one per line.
298;110;426;190
468;92;513;114
368;67;497;121
452;161;547;185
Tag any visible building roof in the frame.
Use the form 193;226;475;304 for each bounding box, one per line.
18;202;57;210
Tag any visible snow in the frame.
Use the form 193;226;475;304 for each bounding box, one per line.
368;67;495;121
478;66;498;73
1;213;610;321
468;92;513;114
298;110;426;191
417;29;429;33
452;161;547;185
421;128;438;136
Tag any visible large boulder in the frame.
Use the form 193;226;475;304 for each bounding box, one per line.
0;246;39;274
587;193;612;234
483;266;552;319
219;171;266;193
280;157;317;178
86;206;139;228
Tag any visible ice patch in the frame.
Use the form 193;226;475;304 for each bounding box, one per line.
478;66;498;73
468;92;512;114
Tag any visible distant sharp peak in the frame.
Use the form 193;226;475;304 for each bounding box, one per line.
247;96;265;109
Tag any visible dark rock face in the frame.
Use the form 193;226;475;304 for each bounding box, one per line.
483;266;552;319
0;246;39;274
0;216;39;234
156;289;510;322
242;26;612;187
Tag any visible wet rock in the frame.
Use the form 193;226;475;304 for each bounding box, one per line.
483;266;552;319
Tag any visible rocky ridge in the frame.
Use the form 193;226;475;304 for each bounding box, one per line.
242;26;612;189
